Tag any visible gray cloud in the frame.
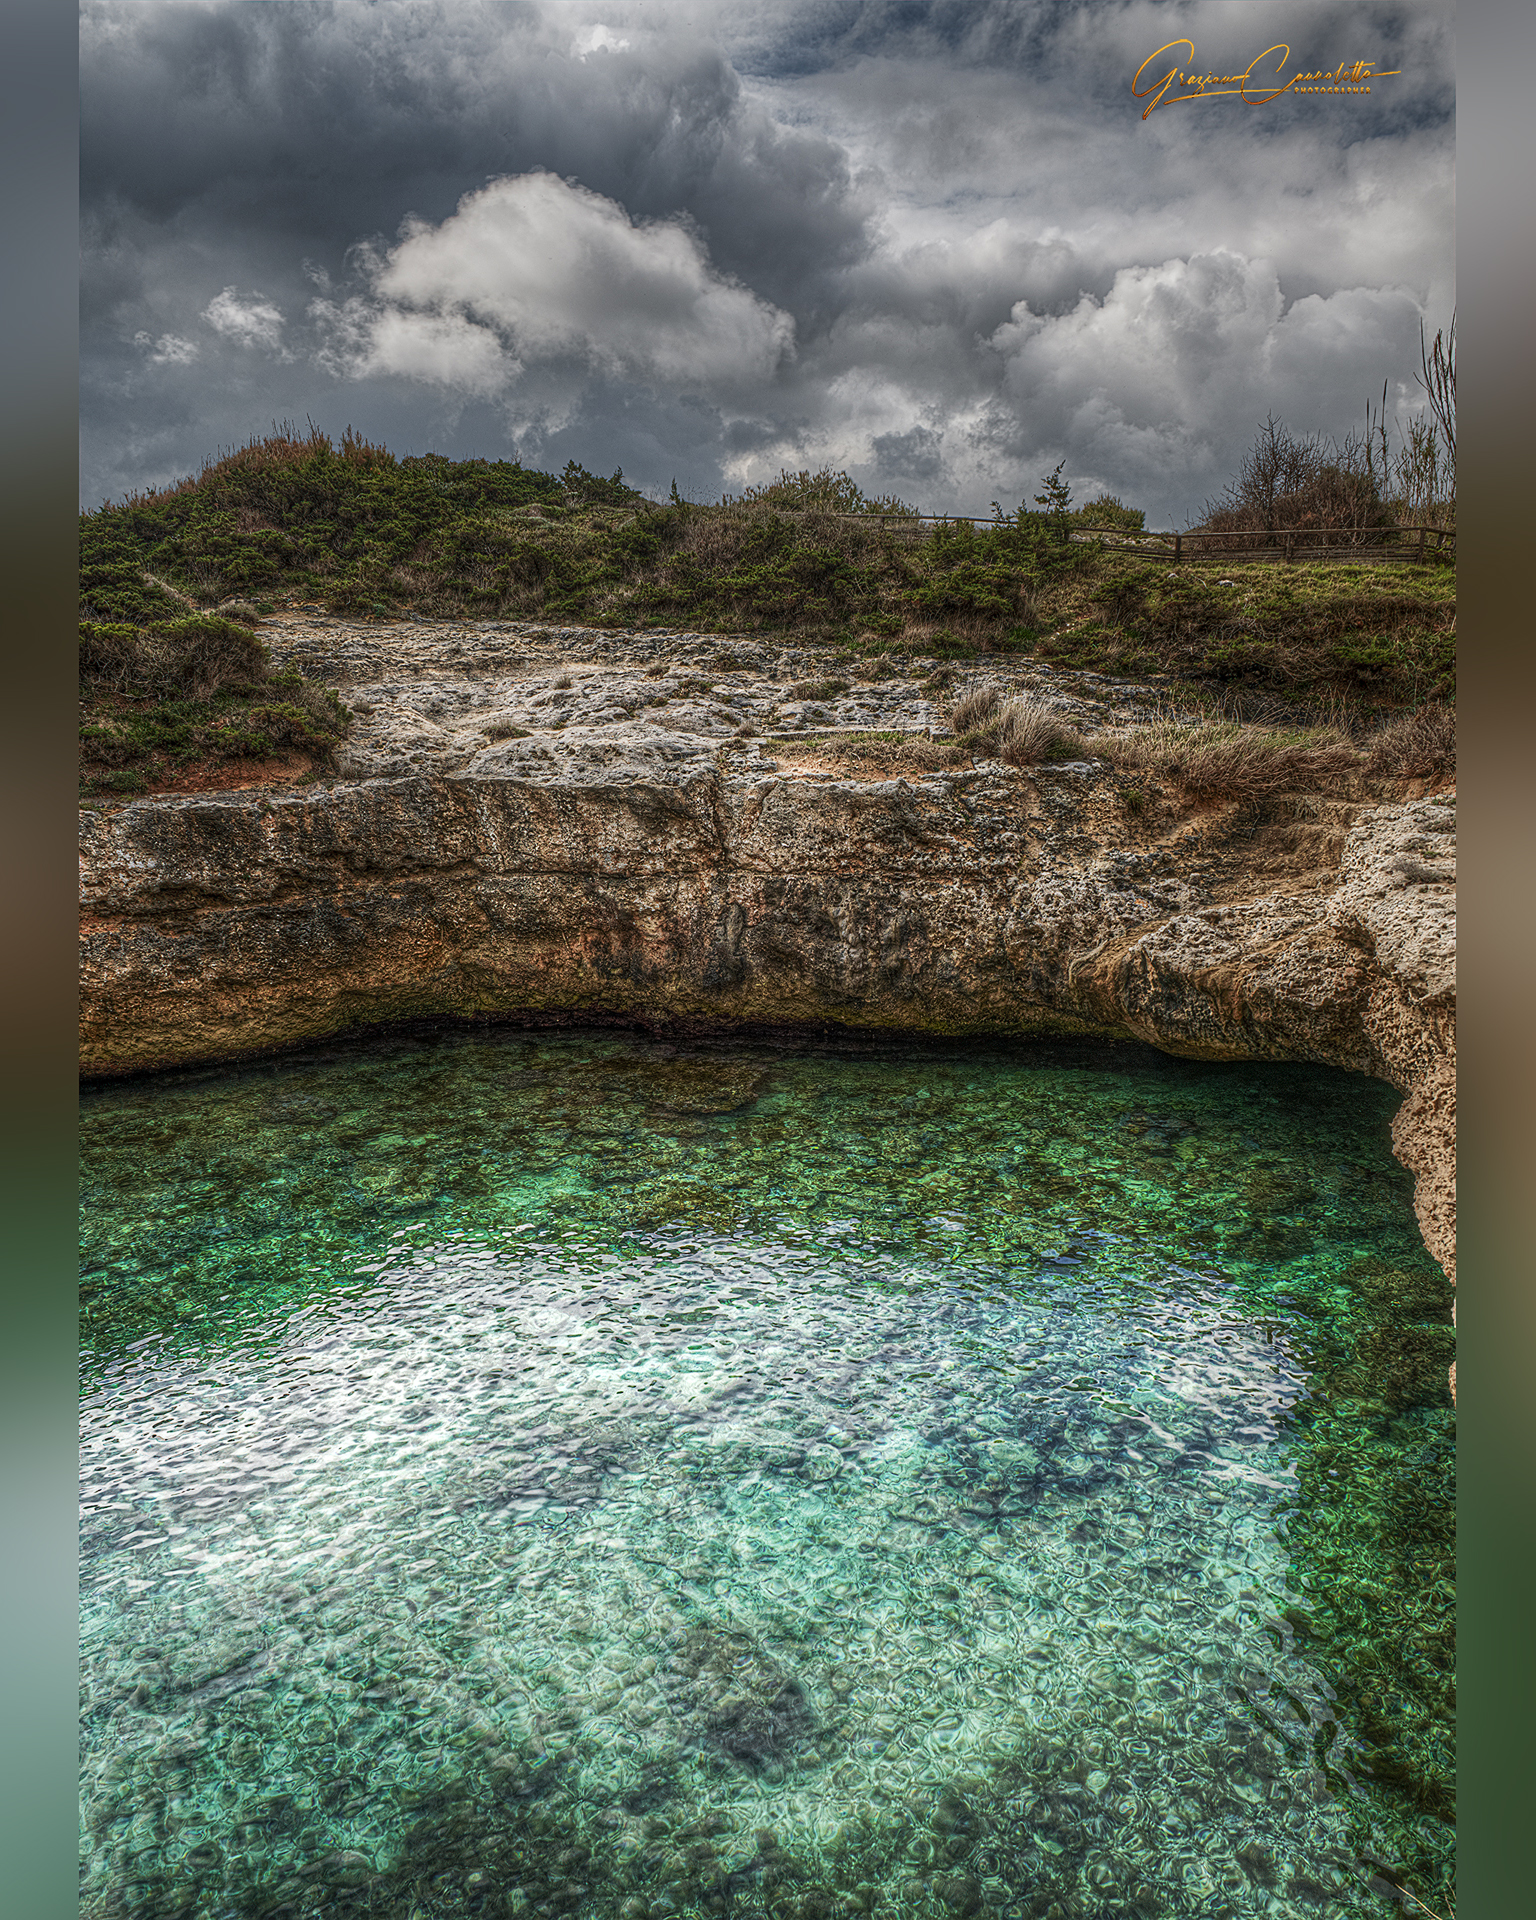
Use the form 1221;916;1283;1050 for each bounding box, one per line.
80;0;1453;524
202;287;290;356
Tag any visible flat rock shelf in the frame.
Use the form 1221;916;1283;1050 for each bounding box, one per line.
79;1030;1454;1920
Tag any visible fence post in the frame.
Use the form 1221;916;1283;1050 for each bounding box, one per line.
1174;533;1182;565
1418;527;1426;562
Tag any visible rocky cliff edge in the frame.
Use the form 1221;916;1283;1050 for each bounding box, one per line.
79;619;1455;1301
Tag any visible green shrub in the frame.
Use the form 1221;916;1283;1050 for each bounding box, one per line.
80;614;270;701
1072;493;1146;531
78;622;143;689
152;617;271;698
79;602;350;796
725;466;915;516
1068;566;1454;704
237;702;340;754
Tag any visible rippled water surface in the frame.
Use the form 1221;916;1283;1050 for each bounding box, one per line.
80;1031;1454;1920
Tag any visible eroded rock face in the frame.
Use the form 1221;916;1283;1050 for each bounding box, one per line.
78;620;1455;1300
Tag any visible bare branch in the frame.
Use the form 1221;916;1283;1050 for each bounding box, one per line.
1416;312;1456;476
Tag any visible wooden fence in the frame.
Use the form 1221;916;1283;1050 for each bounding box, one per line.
665;500;1456;565
1060;523;1456;566
877;518;1454;563
722;507;1454;565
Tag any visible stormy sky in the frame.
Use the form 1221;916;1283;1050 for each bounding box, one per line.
80;0;1455;524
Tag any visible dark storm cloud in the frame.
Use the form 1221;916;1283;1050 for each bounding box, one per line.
80;0;1453;524
80;1;868;312
735;0;1450;133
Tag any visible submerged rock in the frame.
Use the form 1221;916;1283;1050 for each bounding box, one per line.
667;1624;818;1772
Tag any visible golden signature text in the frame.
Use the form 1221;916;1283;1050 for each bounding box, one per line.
1132;42;1401;120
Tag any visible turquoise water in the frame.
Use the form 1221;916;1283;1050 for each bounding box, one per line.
80;1032;1454;1920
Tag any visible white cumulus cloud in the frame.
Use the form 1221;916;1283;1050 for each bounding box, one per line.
320;172;794;398
311;298;515;396
573;24;630;57
978;250;1425;502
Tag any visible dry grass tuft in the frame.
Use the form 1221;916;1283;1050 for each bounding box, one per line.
993;697;1087;768
1364;702;1456;782
950;686;1002;732
950;691;1086;767
1108;717;1357;802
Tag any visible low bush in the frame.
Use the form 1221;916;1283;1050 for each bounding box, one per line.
78;622;143;690
1053;565;1454;707
79;607;350;797
723;467;916;516
1072;493;1146;531
80;615;270;700
155;617;273;699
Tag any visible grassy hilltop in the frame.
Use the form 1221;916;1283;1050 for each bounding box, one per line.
80;426;1454;799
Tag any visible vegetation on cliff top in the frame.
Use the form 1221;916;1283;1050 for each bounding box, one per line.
79;603;351;798
82;424;1453;684
80;423;1454;797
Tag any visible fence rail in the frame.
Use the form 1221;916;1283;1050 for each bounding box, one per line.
1064;523;1456;565
708;505;1455;563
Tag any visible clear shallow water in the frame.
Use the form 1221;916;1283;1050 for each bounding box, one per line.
80;1032;1454;1920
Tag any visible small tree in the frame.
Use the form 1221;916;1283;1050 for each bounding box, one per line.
1195;415;1393;544
561;460;636;506
1034;460;1074;544
1394;416;1449;525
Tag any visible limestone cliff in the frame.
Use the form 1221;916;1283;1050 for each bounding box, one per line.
79;619;1455;1300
